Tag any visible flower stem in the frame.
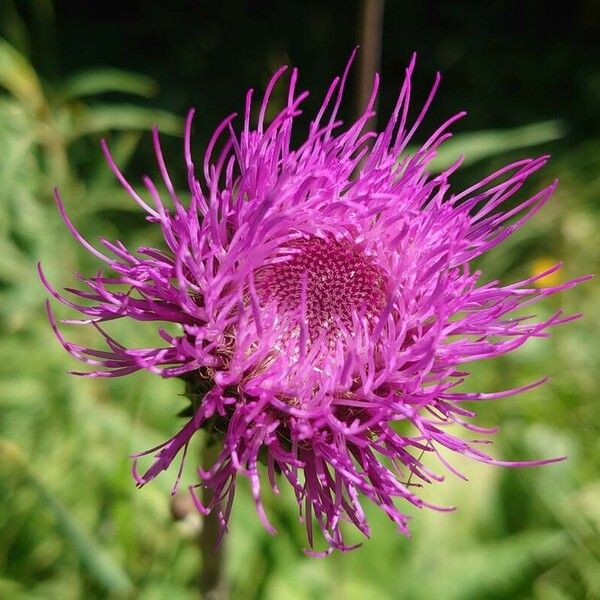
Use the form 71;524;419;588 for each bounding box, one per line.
356;0;385;127
199;439;226;599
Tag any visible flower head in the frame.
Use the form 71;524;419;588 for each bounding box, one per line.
42;52;586;554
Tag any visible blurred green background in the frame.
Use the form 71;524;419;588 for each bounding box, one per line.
1;1;599;598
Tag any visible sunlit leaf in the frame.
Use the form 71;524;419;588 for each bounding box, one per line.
0;440;134;596
0;37;46;112
409;530;568;600
60;69;159;100
426;120;565;171
64;104;182;140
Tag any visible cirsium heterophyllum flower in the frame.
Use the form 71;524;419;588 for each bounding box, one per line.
41;52;587;555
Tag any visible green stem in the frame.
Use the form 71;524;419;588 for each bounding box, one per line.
199;440;226;599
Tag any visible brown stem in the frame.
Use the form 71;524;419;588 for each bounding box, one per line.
356;0;386;129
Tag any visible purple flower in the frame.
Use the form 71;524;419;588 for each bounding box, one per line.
41;53;586;555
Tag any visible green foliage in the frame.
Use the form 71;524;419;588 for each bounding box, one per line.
1;440;134;596
426;120;565;171
1;17;599;600
60;69;159;101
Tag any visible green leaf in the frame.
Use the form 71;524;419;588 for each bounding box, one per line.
0;439;134;597
86;131;142;192
425;120;565;171
0;37;46;112
60;69;159;100
64;104;182;140
0;239;29;282
0;0;31;58
410;530;568;600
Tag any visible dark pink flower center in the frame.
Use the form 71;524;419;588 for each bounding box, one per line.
255;237;387;339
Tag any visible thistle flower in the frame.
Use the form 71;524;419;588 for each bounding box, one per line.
41;52;586;555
